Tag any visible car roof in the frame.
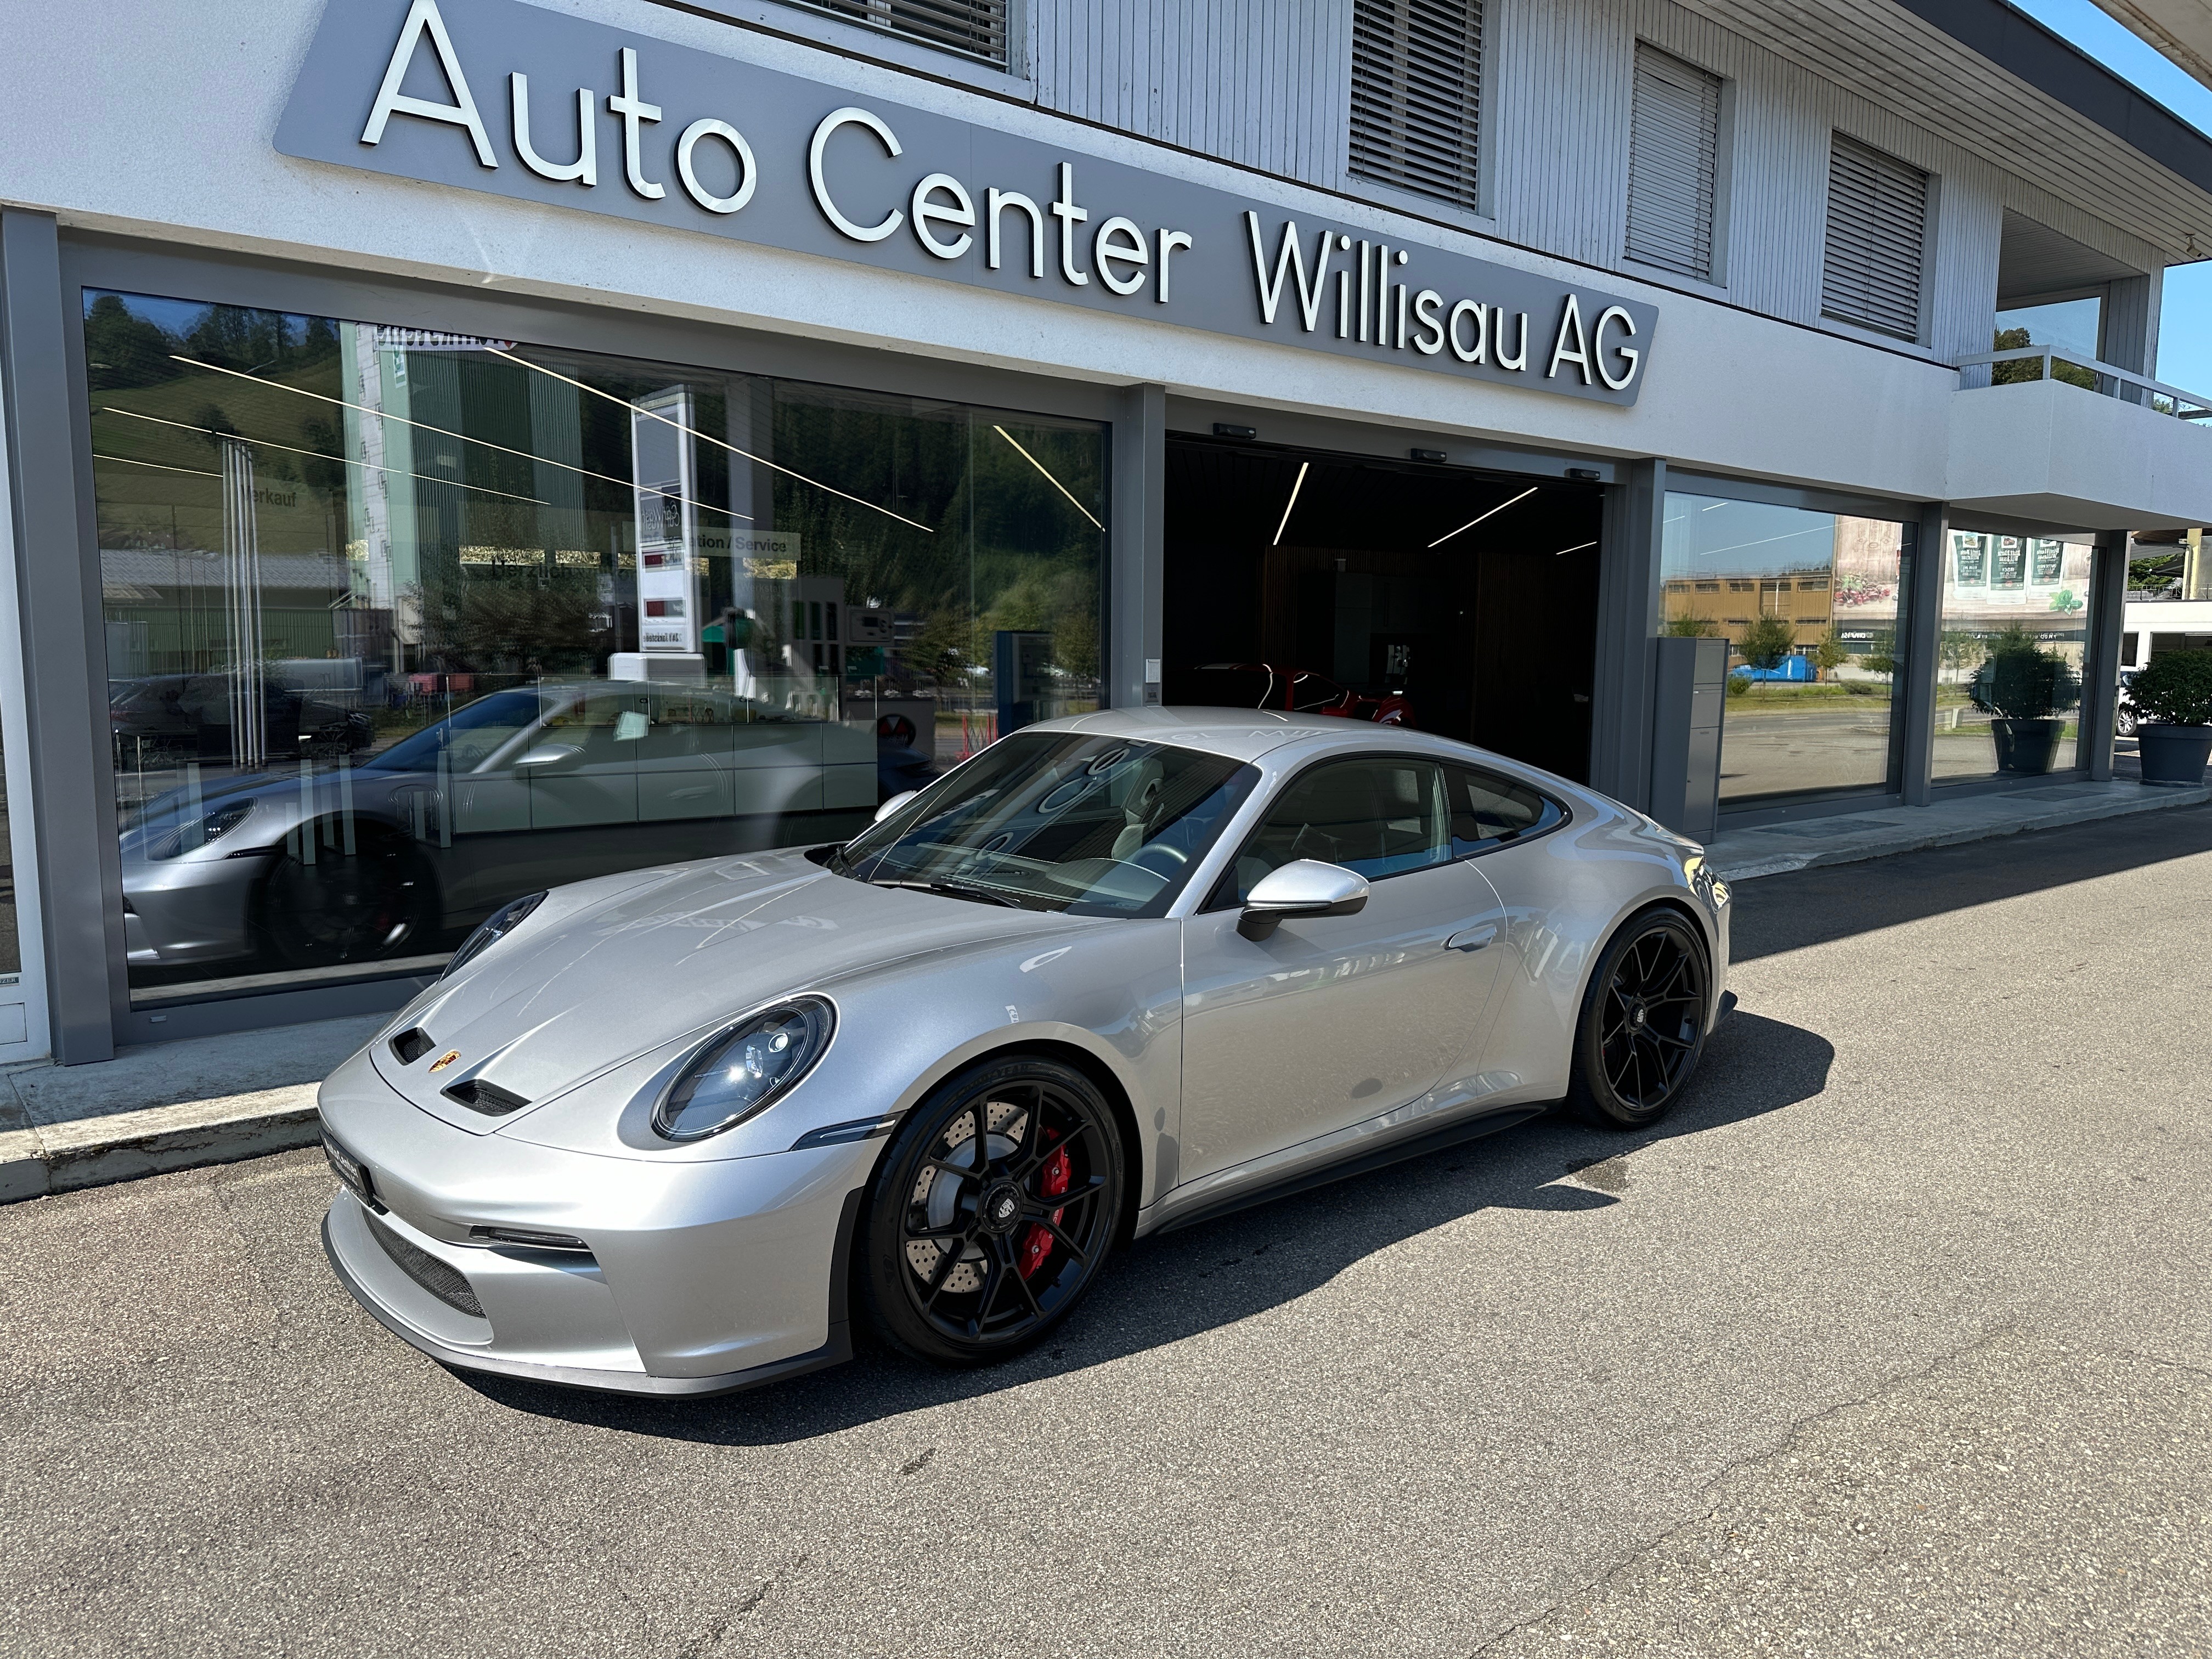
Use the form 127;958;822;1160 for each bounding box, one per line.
1022;705;1419;764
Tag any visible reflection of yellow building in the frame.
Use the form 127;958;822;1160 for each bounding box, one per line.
1662;568;1834;657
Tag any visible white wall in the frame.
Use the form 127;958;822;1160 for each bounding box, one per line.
0;0;1978;505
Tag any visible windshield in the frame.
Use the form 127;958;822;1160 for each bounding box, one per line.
362;688;551;772
831;733;1259;917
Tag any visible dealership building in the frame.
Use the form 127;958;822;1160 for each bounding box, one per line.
1;0;2209;1063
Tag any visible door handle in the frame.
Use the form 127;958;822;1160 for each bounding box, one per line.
1445;923;1499;952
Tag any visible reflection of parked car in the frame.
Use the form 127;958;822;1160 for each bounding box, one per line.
122;681;875;974
1187;663;1413;725
111;671;373;762
2117;669;2140;737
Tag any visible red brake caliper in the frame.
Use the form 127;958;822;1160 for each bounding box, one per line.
1019;1136;1070;1279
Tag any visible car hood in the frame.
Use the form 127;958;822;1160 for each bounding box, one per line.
369;850;1093;1131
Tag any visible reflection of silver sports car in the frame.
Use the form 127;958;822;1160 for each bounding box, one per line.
123;681;875;973
318;708;1731;1396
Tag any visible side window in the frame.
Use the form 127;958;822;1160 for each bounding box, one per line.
1227;758;1448;902
1446;764;1560;857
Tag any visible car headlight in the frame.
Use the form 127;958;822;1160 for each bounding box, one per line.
653;998;835;1143
442;890;547;979
145;801;256;861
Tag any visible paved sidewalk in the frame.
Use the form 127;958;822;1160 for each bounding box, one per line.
1705;778;2210;882
0;1013;380;1203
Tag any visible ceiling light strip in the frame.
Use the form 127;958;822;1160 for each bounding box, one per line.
1427;484;1539;548
166;355;748;522
102;407;549;506
1271;461;1310;548
991;425;1105;531
484;347;934;535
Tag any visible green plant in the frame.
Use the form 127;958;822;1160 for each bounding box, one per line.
1967;624;2080;720
2128;647;2212;727
1724;672;1751;698
1664;614;1713;637
1863;627;1897;679
1737;615;1797;672
1812;624;1849;680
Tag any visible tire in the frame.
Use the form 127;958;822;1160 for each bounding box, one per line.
258;823;437;969
1565;910;1712;1130
2117;708;2137;738
860;1055;1125;1367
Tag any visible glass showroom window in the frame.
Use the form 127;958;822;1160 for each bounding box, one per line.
1660;493;1912;805
1932;533;2093;781
84;290;1105;1008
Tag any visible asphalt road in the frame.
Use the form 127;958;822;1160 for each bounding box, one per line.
6;805;2212;1657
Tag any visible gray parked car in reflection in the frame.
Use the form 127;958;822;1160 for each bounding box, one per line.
317;707;1733;1397
122;680;876;973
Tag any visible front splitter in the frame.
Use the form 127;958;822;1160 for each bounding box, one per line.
319;1211;853;1399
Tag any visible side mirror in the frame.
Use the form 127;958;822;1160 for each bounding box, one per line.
874;789;918;824
516;741;586;772
1239;859;1369;940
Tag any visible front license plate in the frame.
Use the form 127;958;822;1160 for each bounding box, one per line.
321;1130;377;1209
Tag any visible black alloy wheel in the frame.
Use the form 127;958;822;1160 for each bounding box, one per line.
861;1056;1124;1365
259;823;436;969
1566;910;1711;1128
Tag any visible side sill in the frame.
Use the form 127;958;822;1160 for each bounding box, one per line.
1139;1101;1552;1239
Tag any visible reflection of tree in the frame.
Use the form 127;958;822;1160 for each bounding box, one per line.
1664;614;1713;637
1739;616;1796;670
1863;627;1897;678
1813;625;1848;680
1940;630;1985;676
1991;326;2097;391
411;573;603;676
981;568;1101;678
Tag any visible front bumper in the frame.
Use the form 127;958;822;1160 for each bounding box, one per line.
317;1046;881;1395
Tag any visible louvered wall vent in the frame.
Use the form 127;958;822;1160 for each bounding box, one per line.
1350;0;1484;211
775;0;1008;68
1821;134;1929;341
1626;44;1721;282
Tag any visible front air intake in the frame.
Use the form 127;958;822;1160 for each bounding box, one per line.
364;1212;484;1319
441;1079;530;1116
389;1028;437;1065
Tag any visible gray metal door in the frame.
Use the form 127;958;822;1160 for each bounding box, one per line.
1176;755;1509;1187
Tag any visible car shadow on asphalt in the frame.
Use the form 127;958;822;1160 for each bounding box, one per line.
1731;800;2212;964
460;1009;1832;1444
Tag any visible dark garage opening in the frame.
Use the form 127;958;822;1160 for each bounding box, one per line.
1162;438;1605;782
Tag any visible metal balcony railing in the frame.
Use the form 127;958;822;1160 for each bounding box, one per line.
1954;346;2212;420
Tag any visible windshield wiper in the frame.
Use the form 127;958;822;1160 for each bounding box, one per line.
870;877;1029;909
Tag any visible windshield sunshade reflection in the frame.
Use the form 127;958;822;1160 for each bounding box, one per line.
832;734;1259;918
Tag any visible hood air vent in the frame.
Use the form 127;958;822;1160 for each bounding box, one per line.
440;1079;531;1116
390;1028;437;1065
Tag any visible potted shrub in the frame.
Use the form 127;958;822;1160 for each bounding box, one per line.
2128;648;2212;785
1967;625;2080;775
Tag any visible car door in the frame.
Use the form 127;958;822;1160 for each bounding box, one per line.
1177;754;1510;1188
1437;760;1577;1097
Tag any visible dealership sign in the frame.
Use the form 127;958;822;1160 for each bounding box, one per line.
276;0;1657;404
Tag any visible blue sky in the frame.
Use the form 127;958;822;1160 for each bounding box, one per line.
2009;0;2212;390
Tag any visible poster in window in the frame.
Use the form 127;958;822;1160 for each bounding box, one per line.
1953;533;1988;585
1991;537;2026;589
2030;539;2064;584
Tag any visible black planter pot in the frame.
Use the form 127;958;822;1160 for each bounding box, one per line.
2137;723;2212;786
1990;716;2064;775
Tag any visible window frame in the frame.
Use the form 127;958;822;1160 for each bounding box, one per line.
1201;750;1571;911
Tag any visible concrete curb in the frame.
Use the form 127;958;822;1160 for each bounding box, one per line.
0;1087;321;1204
1708;783;2210;883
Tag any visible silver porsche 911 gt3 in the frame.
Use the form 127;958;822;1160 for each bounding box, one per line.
318;707;1731;1395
